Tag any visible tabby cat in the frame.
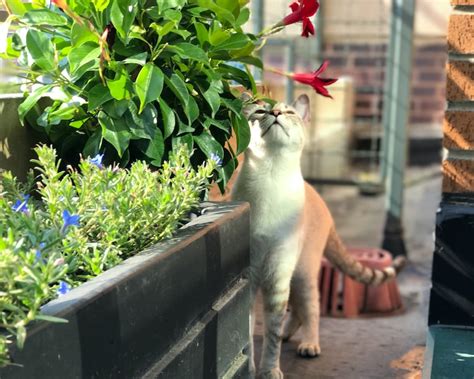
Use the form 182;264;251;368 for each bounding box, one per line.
231;94;405;379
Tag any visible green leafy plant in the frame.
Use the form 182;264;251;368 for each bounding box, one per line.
0;0;337;192
0;144;215;366
0;0;261;191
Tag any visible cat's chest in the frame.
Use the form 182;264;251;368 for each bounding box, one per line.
235;172;305;233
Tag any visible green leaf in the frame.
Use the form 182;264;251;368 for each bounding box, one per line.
107;69;132;100
236;7;250;26
83;129;103;157
88;84;113;111
110;0;137;41
194;132;224;161
71;22;99;47
197;0;235;24
102;99;129;118
217;150;236;193
68;41;100;74
231;113;250;155
18;85;53;125
212;34;250;51
135;63;164;113
123;52;148;65
233;55;263;70
4;0;26;16
173;43;208;63
92;0;110;12
35;314;69;323
194;22;209;46
98;112;131;157
137;130;164;165
187;96;199;124
16;324;26;349
202;83;221;117
26;29;55;71
172;134;193;152
157;0;186;12
22;9;69;26
158;98;175;139
165;73;189;108
126;101;157;139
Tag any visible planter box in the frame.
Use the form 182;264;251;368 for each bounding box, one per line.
0;202;250;379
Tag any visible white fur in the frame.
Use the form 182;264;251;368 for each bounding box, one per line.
232;99;309;378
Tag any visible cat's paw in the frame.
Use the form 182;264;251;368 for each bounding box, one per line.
257;368;284;379
297;342;321;358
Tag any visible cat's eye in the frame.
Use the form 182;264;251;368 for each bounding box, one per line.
286;110;296;115
254;109;267;115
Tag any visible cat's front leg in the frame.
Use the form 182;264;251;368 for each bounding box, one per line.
257;285;288;379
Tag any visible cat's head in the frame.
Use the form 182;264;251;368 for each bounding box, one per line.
243;94;310;154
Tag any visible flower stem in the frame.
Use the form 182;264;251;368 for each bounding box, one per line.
265;66;292;77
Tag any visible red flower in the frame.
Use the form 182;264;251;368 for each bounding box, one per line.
291;61;337;98
283;0;319;38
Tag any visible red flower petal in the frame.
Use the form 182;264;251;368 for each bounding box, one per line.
291;60;338;98
301;17;315;37
289;1;299;12
282;0;319;38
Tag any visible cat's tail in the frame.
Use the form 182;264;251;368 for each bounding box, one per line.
324;227;406;286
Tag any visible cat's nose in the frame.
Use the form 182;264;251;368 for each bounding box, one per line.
271;109;281;116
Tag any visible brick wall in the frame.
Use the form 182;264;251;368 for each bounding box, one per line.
429;0;474;327
443;0;474;193
323;42;447;127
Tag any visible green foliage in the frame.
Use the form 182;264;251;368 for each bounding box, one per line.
1;0;261;191
0;145;215;366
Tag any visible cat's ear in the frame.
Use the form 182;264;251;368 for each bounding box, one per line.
292;94;310;123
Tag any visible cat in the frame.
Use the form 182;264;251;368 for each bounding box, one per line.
231;94;405;379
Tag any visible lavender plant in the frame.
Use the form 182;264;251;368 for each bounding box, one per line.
0;144;215;366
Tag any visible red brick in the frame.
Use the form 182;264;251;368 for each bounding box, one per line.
446;61;474;101
448;14;474;53
443;111;474;149
451;0;474;5
443;159;474;193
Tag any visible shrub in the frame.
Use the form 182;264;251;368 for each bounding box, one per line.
0;0;260;191
0;145;215;366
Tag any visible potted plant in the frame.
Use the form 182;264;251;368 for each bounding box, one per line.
0;0;336;375
0;145;251;377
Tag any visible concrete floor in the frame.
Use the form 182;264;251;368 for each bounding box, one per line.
253;165;441;379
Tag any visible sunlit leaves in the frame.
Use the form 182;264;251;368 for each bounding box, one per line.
135;64;164;113
3;0;259;187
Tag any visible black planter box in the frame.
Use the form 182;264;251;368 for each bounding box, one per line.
1;202;250;379
429;197;474;327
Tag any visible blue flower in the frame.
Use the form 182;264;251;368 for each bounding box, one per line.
56;281;70;296
89;153;104;169
210;153;222;167
34;242;46;263
62;210;80;232
12;195;30;213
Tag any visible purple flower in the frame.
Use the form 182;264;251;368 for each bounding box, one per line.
89;153;104;169
12;195;30;213
210;153;222;167
62;210;80;232
56;281;70;296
